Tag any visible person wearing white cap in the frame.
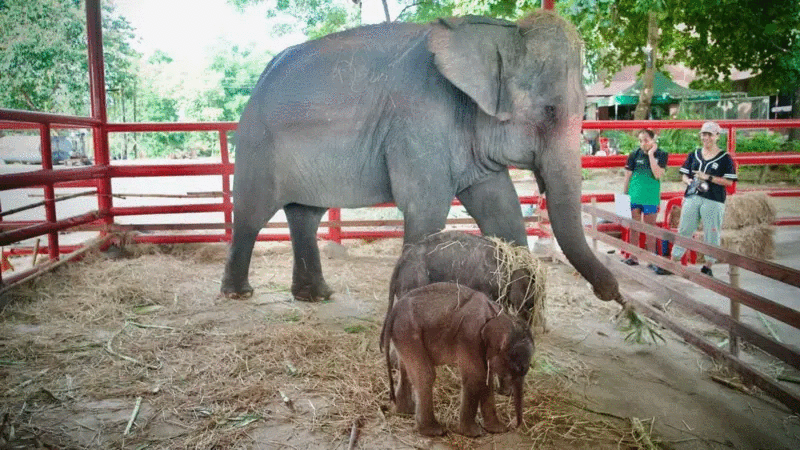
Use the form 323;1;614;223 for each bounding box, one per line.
663;121;737;277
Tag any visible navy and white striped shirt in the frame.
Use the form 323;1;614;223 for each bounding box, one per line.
679;148;738;203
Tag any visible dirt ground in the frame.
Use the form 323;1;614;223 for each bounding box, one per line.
1;171;799;450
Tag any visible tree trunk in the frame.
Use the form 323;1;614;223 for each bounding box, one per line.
634;11;659;120
381;0;391;22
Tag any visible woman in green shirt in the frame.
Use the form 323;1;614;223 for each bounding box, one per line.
622;129;669;271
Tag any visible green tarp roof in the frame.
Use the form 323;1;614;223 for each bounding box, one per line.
595;72;720;107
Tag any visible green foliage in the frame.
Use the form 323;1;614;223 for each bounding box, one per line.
603;130;639;154
192;45;271;122
0;0;87;113
398;0;539;22
558;1;800;98
229;0;360;39
735;132;786;154
0;0;138;116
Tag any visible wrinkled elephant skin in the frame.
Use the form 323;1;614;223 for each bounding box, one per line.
221;11;620;303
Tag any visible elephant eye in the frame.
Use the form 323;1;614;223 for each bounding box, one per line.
508;357;530;377
544;104;557;120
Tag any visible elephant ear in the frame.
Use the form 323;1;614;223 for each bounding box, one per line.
481;315;511;359
428;16;519;121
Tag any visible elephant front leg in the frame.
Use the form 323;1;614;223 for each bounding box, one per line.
478;387;507;434
456;366;488;437
457;170;527;246
285;204;334;301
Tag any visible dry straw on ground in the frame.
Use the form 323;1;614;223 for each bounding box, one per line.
1;243;653;449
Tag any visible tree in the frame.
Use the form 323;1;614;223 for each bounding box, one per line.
558;0;800;121
229;0;361;39
192;45;272;122
0;0;140;116
0;0;87;113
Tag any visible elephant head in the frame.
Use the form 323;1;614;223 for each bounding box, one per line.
482;314;534;428
428;11;621;303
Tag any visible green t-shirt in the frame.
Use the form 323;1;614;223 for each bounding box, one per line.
625;148;668;207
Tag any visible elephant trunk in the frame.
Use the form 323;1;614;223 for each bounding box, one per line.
537;119;622;303
513;376;525;428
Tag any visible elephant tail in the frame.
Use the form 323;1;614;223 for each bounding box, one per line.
381;259;402;352
380;312;396;404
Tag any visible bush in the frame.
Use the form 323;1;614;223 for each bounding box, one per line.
735;131;785;153
603;130;639;154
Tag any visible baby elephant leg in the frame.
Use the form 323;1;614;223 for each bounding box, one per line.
399;347;445;436
479;386;507;434
457;365;490;437
394;360;415;415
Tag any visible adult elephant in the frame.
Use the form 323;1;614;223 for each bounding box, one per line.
221;10;621;304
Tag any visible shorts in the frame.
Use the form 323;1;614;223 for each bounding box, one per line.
630;203;658;215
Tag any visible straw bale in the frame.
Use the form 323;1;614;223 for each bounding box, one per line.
668;205;681;229
722;192;776;230
721;224;775;259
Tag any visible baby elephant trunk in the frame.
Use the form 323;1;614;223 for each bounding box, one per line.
513;376;525;428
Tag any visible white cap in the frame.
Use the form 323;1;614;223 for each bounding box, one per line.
700;121;722;134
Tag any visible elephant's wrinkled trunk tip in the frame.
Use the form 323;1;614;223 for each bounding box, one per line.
514;379;524;428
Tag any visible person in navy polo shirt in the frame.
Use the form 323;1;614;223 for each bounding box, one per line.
667;121;738;277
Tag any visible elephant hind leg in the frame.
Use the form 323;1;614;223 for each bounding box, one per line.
221;200;280;299
285;203;333;301
394;339;445;436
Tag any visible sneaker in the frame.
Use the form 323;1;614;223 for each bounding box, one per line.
701;266;713;277
623;258;639;266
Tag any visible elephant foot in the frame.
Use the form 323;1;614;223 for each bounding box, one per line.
220;278;254;299
393;394;415;415
481;418;508;434
456;421;484;437
291;280;334;302
418;420;447;437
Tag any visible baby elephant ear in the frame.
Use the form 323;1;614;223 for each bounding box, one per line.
428;16;518;121
481;316;511;358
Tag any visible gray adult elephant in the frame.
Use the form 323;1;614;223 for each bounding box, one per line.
221;10;621;303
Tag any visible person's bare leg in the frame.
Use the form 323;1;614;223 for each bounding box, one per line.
643;212;658;254
626;208;643;263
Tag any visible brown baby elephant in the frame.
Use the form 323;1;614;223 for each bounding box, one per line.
388;230;544;328
381;282;534;437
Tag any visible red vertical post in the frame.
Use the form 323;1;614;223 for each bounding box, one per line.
219;130;233;240
328;208;341;244
85;0;113;229
542;0;555;10
39;125;60;260
727;126;737;195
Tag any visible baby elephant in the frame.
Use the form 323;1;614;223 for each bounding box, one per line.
381;282;534;437
389;230;544;329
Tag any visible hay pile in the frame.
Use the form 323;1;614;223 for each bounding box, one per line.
490;237;547;331
720;192;776;259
